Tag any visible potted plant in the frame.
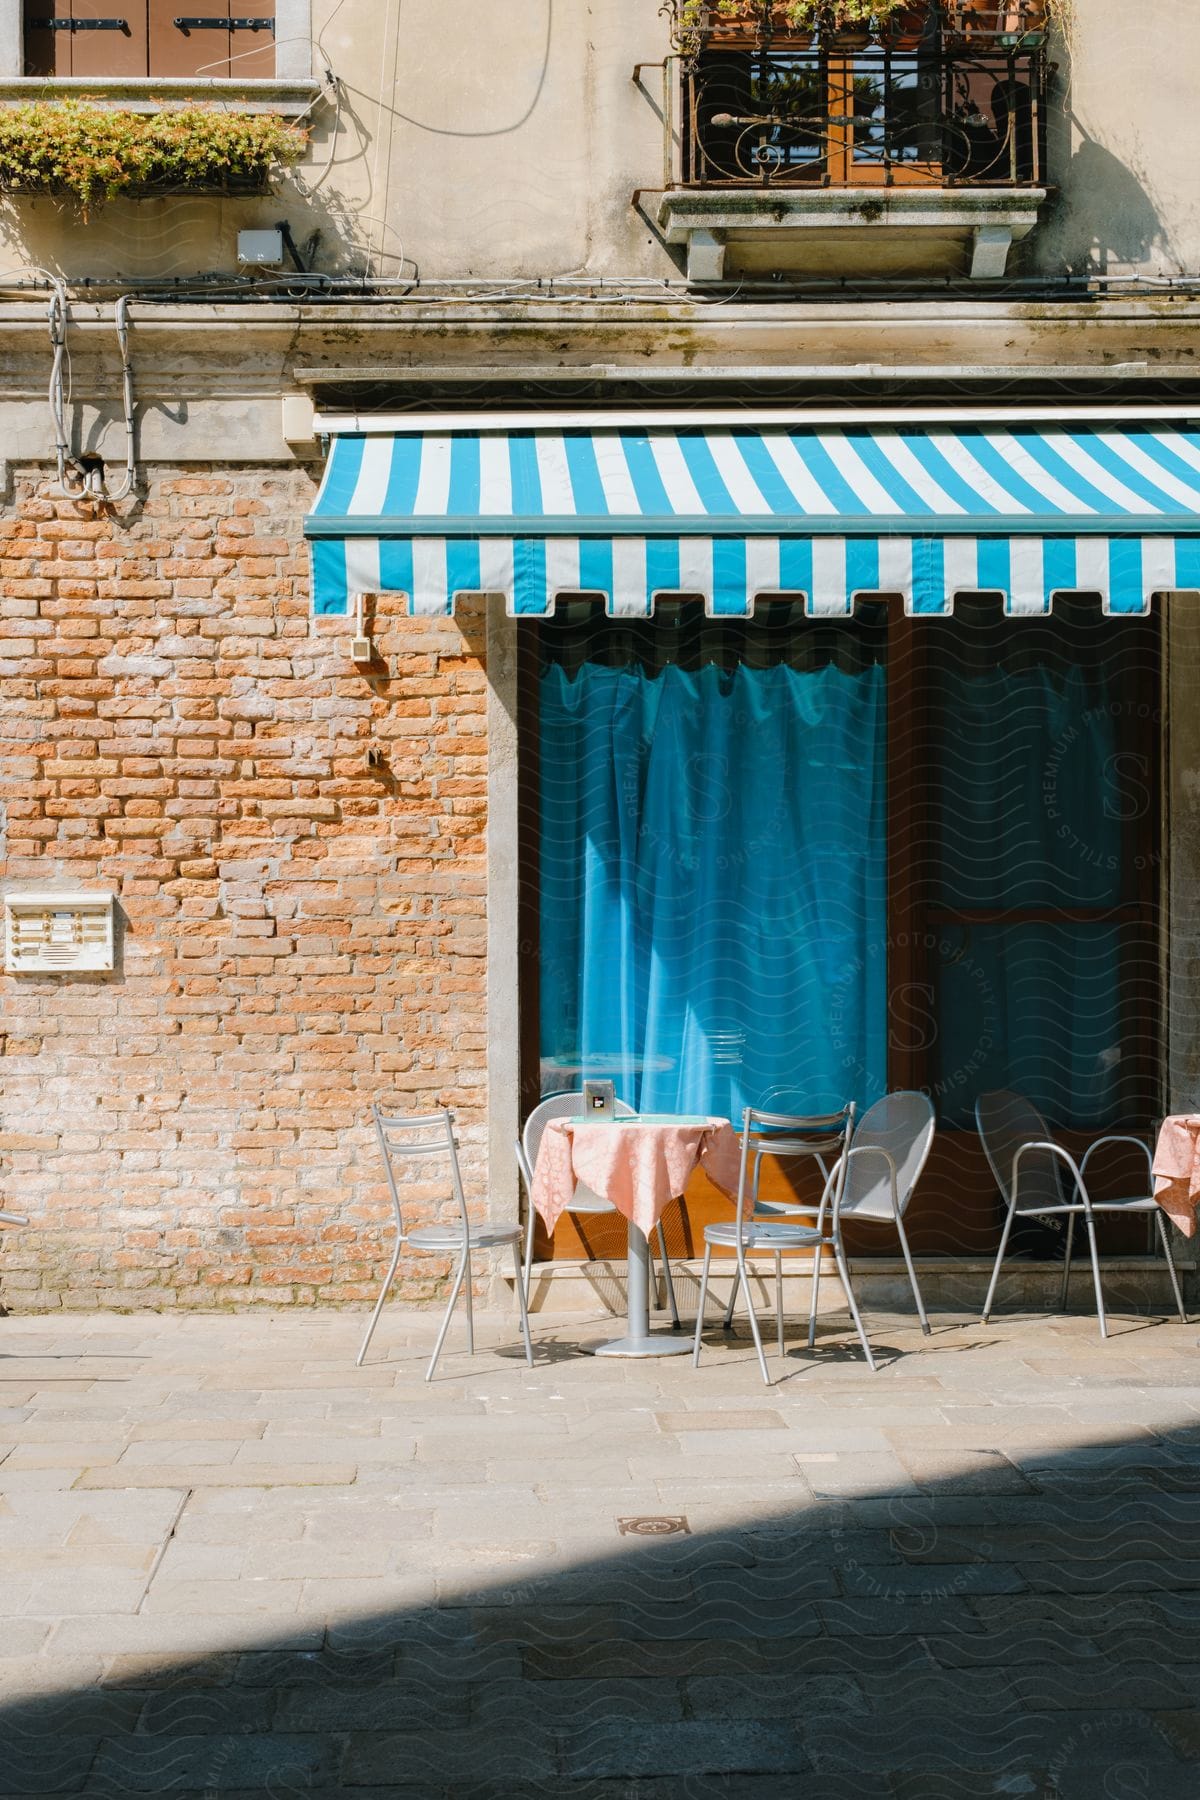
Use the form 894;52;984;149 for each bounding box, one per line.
941;1;1068;48
0;100;306;212
879;4;934;50
670;1;915;53
672;2;812;50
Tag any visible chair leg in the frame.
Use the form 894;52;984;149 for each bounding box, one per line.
808;1240;822;1348
1156;1209;1188;1325
523;1204;536;1302
463;1244;475;1355
427;1245;471;1383
1083;1212;1107;1340
736;1248;771;1387
832;1237;876;1373
1060;1212;1076;1310
982;1203;1017;1323
512;1241;534;1366
894;1213;929;1337
656;1221;681;1329
692;1245;713;1367
722;1264;739;1330
356;1232;404;1368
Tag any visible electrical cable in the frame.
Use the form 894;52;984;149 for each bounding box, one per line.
0;270;136;499
367;0;402;280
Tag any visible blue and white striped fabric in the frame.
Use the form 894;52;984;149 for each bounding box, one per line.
304;425;1200;618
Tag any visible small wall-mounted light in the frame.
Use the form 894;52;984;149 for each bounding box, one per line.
350;593;374;664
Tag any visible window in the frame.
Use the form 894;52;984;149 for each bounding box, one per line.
901;597;1161;1134
683;32;1045;187
520;599;1161;1257
21;0;277;79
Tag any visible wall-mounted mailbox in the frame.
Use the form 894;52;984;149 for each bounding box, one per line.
4;892;115;974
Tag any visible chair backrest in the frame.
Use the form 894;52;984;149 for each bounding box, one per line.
975;1089;1067;1213
841;1091;936;1220
736;1105;856;1233
520;1091;634;1186
372;1105;465;1236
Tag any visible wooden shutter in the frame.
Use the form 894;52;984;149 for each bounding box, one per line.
70;1;149;78
230;0;274;78
149;0;228;77
22;1;65;76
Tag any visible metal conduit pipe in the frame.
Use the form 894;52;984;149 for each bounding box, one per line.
6;274;1200;303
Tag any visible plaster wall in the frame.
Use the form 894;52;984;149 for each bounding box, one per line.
0;0;1197;285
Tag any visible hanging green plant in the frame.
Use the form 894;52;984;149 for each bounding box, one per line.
0;101;307;212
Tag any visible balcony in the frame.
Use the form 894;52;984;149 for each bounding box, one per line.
654;7;1050;282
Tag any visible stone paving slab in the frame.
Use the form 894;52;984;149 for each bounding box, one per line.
0;1305;1199;1793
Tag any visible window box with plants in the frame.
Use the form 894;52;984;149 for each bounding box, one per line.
669;1;1068;51
671;2;932;54
0;99;306;208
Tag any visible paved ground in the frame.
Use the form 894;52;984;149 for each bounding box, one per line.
2;1296;1200;1798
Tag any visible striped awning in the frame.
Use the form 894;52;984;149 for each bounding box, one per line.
304;424;1200;618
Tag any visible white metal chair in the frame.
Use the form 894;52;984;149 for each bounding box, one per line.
0;1212;28;1227
977;1089;1187;1340
722;1091;936;1340
806;1091;936;1342
694;1105;876;1384
517;1093;680;1327
358;1105;533;1381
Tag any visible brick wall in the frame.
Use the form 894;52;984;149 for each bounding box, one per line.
0;467;490;1310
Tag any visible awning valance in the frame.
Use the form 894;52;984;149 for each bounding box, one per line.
304;424;1200;618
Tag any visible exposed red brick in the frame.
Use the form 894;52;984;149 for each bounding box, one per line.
0;468;491;1311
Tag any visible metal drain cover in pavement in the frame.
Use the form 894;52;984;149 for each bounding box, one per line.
617;1515;690;1537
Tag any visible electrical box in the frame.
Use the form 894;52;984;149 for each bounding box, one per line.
349;593;374;664
237;229;285;267
4;892;115;975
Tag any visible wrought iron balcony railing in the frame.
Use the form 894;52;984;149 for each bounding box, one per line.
679;37;1047;189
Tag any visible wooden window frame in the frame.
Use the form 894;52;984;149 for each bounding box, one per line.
1;0;312;83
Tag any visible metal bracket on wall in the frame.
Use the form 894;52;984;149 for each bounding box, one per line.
30;17;131;29
174;16;276;29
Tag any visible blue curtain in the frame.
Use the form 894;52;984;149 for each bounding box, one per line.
539;660;887;1122
930;664;1128;1127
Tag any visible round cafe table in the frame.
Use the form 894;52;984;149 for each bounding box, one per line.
530;1113;742;1357
1152;1113;1200;1238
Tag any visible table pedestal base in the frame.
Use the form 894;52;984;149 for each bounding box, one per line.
590;1215;693;1359
593;1333;692;1358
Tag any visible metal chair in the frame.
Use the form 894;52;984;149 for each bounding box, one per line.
722;1091;936;1341
806;1091;936;1343
0;1212;28;1227
694;1105;876;1384
358;1105;533;1381
517;1093;680;1327
977;1089;1187;1340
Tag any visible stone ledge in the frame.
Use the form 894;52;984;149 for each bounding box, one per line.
514;1255;1197;1317
657;184;1047;283
0;77;322;117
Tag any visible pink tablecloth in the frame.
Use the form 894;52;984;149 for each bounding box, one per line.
1153;1114;1200;1238
531;1117;742;1242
